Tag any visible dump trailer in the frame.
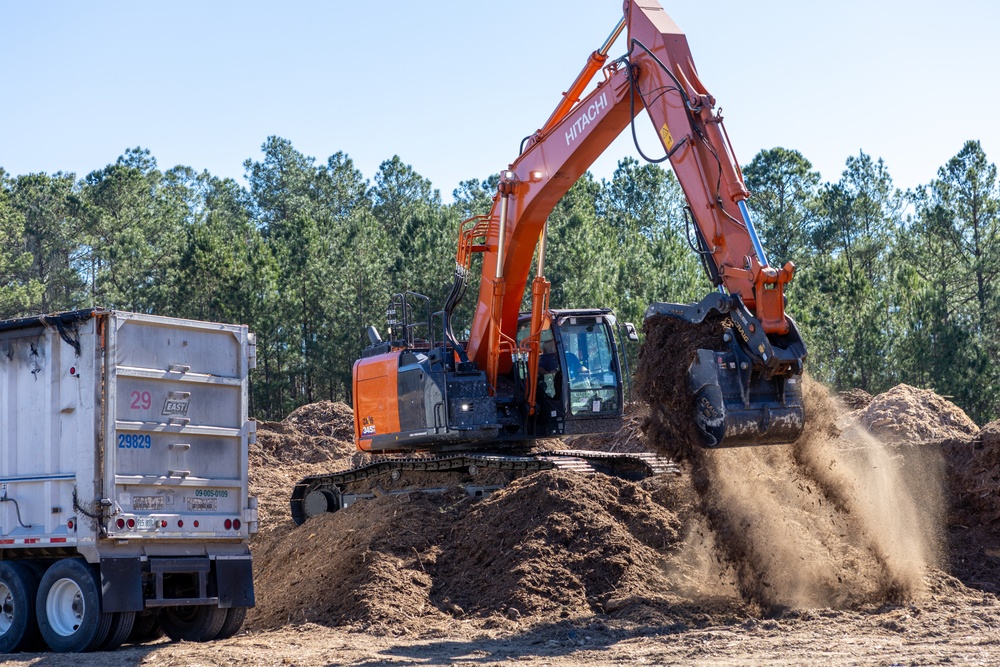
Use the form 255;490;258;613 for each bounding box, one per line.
0;309;257;653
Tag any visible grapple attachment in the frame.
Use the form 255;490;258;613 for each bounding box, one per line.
689;348;804;447
645;292;807;449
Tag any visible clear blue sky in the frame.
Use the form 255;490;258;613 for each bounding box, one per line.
2;1;997;201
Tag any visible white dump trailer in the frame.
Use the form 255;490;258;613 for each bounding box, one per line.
0;309;257;652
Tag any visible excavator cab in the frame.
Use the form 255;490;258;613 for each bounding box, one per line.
517;309;628;438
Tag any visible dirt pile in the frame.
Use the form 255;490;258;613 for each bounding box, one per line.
256;401;356;465
839;388;873;410
853;384;979;443
282;401;355;439
250;402;357;540
944;421;1000;526
245;368;990;634
249;470;699;634
561;405;650;454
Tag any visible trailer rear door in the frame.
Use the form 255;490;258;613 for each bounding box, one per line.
103;312;253;541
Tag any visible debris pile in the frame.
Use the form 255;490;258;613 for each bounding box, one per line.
244;366;996;633
853;384;979;443
248;469;695;634
282;401;355;440
839;388;873;410
250;403;357;539
945;421;1000;527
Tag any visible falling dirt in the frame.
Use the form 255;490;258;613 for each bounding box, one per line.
635;316;945;611
633;313;728;462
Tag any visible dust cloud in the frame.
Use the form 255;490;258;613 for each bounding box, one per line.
639;316;944;610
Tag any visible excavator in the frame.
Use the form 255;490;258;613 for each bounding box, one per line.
291;0;807;524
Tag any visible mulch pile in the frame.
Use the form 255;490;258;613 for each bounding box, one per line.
839;388;873;410
249;471;697;635
944;421;1000;527
245;368;1000;633
249;401;358;540
853;384;979;442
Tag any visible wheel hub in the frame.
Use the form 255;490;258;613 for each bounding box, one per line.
47;578;85;637
0;583;13;634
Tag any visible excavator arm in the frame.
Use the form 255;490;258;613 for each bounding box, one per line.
294;0;806;526
453;0;806;446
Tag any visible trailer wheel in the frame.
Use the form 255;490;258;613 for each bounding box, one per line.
127;612;162;643
99;611;136;650
214;606;247;640
36;559;112;652
158;605;227;642
0;561;41;653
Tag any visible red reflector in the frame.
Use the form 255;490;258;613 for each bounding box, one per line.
116;518;125;529
224;519;233;530
193;520;199;528
67;519;75;530
177;520;184;528
126;518;136;529
233;518;241;530
69;367;76;375
160;520;167;528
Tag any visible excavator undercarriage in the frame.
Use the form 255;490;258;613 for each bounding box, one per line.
291;450;680;525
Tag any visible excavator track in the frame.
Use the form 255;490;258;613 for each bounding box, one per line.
290;450;680;525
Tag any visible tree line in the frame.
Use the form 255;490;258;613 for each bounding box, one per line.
1;137;997;423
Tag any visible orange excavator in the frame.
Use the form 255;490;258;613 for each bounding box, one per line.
291;0;807;524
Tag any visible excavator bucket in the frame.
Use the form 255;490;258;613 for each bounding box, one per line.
644;294;807;449
688;347;804;447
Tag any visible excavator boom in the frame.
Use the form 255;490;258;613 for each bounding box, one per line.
457;0;805;446
292;0;808;526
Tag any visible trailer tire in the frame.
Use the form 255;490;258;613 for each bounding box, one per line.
214;606;247;640
159;605;227;642
99;611;136;650
128;612;162;643
0;561;41;653
20;560;48;583
36;559;112;652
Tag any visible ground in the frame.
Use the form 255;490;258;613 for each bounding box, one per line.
5;583;1000;667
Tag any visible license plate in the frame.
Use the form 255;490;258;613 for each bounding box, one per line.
133;496;165;511
187;497;217;511
136;517;157;530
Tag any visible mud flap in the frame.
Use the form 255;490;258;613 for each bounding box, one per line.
689;348;804;447
216;557;255;609
101;558;144;613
